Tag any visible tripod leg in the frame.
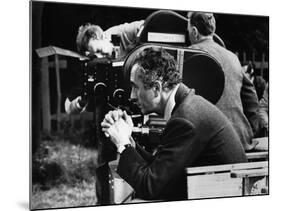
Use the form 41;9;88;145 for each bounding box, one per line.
93;96;117;205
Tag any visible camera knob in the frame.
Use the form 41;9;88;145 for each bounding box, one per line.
94;82;107;95
112;89;125;103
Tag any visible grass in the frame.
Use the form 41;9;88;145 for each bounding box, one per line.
32;182;97;209
31;138;98;210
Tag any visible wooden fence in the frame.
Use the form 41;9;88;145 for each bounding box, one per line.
36;46;88;134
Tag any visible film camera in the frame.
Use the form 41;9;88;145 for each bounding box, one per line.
82;57;130;109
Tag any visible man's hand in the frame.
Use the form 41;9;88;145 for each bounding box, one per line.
101;110;134;148
104;118;131;147
102;110;133;130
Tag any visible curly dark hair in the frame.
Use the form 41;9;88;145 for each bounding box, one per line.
133;47;182;89
76;23;103;55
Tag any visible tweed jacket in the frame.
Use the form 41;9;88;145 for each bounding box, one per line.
190;38;260;150
117;84;247;201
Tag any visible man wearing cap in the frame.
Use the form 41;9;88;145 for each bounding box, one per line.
187;11;262;151
101;47;247;201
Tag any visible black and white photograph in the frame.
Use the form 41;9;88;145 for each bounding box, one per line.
29;0;271;210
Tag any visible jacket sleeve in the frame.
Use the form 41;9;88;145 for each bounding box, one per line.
104;20;144;42
104;20;144;56
135;142;154;163
117;117;200;200
240;71;262;136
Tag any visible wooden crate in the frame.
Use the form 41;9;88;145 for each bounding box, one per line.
186;161;268;199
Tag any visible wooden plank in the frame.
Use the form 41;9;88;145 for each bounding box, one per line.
41;57;51;133
36;46;57;58
186;161;268;175
246;152;268;160
36;46;88;60
186;164;234;175
55;55;62;131
231;168;268;178
48;60;67;69
231;161;268;171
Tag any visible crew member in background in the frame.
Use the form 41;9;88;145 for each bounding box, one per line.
187;11;265;150
64;20;144;114
244;61;267;100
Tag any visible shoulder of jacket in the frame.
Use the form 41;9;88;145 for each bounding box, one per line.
166;116;195;129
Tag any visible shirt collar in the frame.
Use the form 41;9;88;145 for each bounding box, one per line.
164;84;180;121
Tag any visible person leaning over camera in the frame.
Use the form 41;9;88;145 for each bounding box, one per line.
64;20;144;114
101;47;247;201
187;11;263;150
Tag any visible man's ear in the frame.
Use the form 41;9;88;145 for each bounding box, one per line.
191;26;199;40
153;81;162;97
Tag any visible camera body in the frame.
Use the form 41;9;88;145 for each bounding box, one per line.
81;57;130;109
